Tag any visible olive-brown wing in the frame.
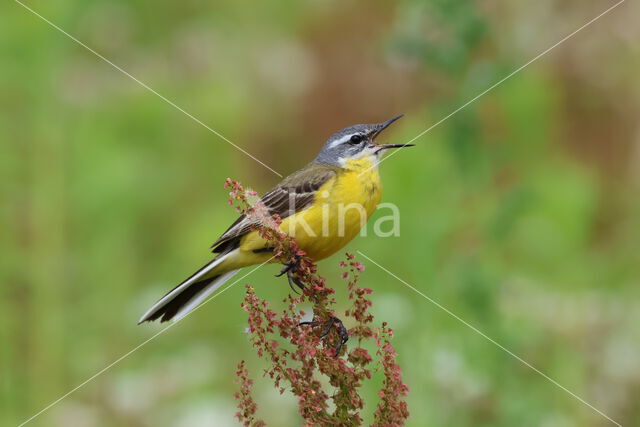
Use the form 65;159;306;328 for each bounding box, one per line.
211;163;337;253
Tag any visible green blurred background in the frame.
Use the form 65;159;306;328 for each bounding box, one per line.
2;0;639;425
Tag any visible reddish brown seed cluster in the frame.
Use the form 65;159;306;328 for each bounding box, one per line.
373;322;410;425
226;178;409;425
234;360;265;427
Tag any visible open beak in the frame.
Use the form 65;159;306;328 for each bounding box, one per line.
372;114;404;138
373;143;415;154
369;114;414;153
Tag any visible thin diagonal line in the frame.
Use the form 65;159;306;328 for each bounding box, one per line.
18;257;275;427
13;0;283;178
370;0;625;174
358;250;622;426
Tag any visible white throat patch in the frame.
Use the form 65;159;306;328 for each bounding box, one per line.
338;147;380;169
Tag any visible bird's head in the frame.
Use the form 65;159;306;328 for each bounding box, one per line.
315;115;412;167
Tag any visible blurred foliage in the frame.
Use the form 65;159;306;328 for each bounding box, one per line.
2;0;639;426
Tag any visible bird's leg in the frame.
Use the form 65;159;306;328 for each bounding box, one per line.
298;316;349;357
321;317;349;356
275;254;305;293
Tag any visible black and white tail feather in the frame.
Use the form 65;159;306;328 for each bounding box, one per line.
138;252;238;323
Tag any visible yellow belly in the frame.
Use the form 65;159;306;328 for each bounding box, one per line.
232;156;382;267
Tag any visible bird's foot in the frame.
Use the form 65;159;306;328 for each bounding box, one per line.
299;316;349;357
275;255;305;294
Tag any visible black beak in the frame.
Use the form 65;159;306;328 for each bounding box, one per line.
369;114;413;153
374;143;415;154
372;114;404;138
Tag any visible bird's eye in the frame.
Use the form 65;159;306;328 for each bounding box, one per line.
349;134;364;144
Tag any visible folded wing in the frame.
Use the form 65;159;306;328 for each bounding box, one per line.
211;163;338;253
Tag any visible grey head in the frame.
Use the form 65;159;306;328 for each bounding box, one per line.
315;115;413;167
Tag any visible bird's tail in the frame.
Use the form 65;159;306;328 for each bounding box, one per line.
138;253;239;323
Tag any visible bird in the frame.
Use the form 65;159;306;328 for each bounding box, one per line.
139;115;412;324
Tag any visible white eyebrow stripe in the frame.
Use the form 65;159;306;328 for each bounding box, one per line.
329;133;356;148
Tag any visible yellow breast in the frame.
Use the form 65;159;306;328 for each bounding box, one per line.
281;155;382;260
232;155;382;267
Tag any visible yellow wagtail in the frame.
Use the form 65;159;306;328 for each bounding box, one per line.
139;115;412;323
